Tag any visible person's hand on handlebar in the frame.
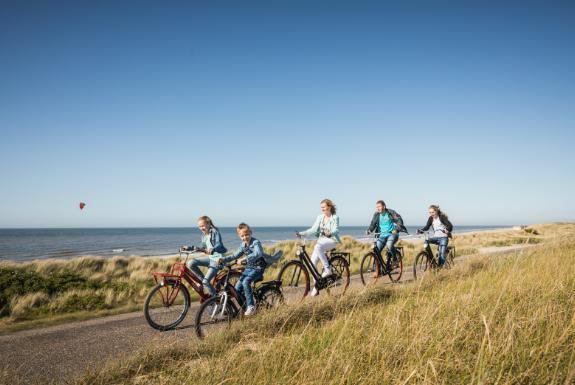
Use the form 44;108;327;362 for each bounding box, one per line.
295;231;301;238
417;229;424;235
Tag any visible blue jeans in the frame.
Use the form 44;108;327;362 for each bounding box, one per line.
427;236;449;266
188;257;218;296
235;267;263;308
376;233;399;262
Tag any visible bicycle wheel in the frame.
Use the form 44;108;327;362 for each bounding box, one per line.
257;285;284;310
277;260;310;305
195;294;235;339
214;270;242;292
144;280;190;331
445;247;455;268
359;252;380;286
413;251;432;280
387;250;403;283
326;255;350;296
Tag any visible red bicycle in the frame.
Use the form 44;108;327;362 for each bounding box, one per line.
144;246;243;331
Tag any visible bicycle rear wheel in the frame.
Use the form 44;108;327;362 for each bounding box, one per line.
326;255;350;296
445;247;455;268
277;260;310;305
144;280;190;331
257;285;284;310
359;252;380;286
413;251;432;280
195;294;235;339
387;250;403;283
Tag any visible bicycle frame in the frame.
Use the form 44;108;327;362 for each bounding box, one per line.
294;235;345;290
151;250;242;306
369;233;403;272
420;232;455;266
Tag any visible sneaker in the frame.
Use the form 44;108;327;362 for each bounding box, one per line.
321;267;333;278
244;305;257;316
310;287;319;296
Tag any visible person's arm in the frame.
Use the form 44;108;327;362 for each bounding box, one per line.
299;215;321;237
211;230;227;254
328;215;340;238
367;212;378;234
389;209;404;232
220;247;244;264
418;217;433;232
244;240;265;264
442;217;453;233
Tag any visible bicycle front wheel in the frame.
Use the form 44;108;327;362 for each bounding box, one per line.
144;280;190;331
195;294;235;339
277;260;310;305
413;251;432;280
326;255;350;296
359;252;380;286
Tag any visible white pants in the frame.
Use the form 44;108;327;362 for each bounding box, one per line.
311;237;337;271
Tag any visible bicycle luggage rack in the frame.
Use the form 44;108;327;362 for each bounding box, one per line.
329;251;351;265
152;262;185;285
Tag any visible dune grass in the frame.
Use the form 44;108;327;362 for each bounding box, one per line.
73;223;575;385
0;224;559;333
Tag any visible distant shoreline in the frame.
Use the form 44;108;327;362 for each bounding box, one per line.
0;226;516;263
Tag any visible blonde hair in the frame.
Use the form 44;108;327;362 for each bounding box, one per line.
236;222;252;234
198;216;217;230
321;199;337;215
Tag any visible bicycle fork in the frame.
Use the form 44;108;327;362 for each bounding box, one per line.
210;293;229;318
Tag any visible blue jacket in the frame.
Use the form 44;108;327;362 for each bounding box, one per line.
200;227;227;254
222;237;267;269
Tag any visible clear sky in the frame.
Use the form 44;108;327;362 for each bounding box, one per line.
1;0;574;228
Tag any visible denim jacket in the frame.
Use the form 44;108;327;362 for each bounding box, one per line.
200;227;228;254
300;214;341;243
222;237;267;270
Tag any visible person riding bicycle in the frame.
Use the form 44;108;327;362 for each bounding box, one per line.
366;200;408;270
296;199;341;296
220;223;282;316
181;216;228;297
417;205;453;267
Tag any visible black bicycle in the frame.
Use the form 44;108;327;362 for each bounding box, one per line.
413;231;455;279
194;263;283;338
276;234;350;305
359;233;404;285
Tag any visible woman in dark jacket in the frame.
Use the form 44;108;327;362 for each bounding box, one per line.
417;205;453;267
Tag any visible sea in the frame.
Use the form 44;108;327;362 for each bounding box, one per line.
0;226;508;262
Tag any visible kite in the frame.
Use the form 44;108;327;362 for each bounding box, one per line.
79;202;86;210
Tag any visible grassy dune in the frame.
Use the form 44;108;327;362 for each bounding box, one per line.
75;223;575;384
0;225;554;332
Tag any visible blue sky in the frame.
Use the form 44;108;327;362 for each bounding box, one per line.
1;0;574;228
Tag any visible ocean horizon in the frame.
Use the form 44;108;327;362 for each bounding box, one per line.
0;225;510;262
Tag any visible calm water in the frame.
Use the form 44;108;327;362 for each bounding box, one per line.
0;226;507;262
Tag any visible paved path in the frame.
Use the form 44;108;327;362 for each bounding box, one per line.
0;244;535;384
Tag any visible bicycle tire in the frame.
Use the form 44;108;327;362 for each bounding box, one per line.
194;294;234;339
413;251;432;280
326;255;350;296
144;280;190;331
387;249;403;283
359;252;380;286
277;260;310;305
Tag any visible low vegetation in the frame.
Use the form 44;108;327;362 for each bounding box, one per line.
0;224;557;332
75;223;575;384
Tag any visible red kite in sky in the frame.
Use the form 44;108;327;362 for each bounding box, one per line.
79;202;86;210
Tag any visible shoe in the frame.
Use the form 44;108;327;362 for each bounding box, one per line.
310;287;319;296
244;305;257;316
321;267;333;278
